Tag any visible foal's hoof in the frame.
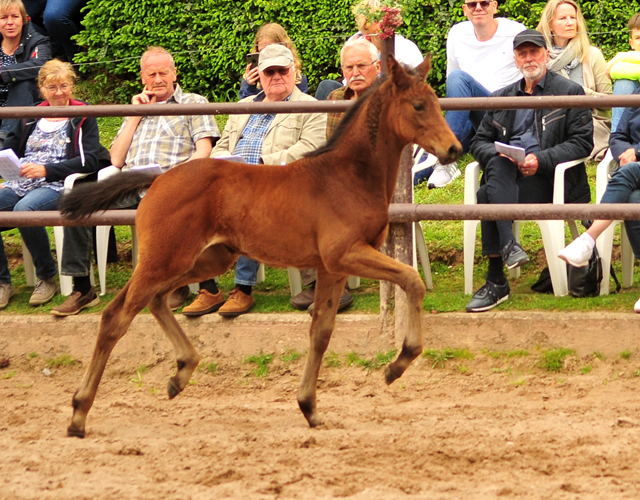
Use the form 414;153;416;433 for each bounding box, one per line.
167;378;182;400
384;366;401;385
67;426;86;439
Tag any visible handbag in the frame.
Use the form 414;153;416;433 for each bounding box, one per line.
566;247;603;297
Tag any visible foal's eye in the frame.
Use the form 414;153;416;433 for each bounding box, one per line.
413;102;425;111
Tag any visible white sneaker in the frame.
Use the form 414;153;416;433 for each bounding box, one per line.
412;152;437;174
427;161;460;188
558;234;594;267
635;296;640;313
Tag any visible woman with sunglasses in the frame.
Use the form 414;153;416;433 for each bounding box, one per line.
239;23;308;100
537;0;611;160
0;59;105;310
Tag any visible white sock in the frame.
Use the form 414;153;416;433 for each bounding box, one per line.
581;232;596;248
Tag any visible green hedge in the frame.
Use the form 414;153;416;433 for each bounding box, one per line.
76;0;639;103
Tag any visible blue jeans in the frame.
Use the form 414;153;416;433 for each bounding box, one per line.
24;0;87;62
0;186;59;284
445;70;491;152
315;80;343;101
235;256;260;287
612;79;640;133
600;161;640;258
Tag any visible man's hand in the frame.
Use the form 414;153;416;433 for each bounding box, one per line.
618;148;637;166
131;90;157;105
518;153;539;177
20;163;46;178
243;64;260;86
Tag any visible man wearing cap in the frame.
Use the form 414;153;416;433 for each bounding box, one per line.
430;1;526;189
182;44;327;318
465;29;593;313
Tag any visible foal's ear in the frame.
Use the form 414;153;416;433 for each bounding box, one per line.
415;55;432;81
387;55;412;90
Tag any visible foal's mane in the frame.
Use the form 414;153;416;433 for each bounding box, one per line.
305;77;385;159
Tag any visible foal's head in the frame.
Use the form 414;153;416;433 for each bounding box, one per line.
385;56;462;166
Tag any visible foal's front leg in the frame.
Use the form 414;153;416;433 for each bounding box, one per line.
297;272;347;427
332;243;426;384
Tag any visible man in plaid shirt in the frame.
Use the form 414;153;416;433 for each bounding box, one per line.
53;46;220;317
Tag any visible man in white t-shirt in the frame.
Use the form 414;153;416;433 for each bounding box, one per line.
426;0;525;189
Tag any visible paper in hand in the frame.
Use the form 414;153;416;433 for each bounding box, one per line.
495;141;526;164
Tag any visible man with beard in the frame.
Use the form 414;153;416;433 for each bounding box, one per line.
465;29;593;313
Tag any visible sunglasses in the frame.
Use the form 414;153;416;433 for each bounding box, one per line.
464;1;492;9
262;66;292;77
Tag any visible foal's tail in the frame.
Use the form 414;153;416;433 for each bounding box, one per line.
60;170;158;220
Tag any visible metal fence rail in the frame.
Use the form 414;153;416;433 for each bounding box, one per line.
0;94;638;120
3;204;640;228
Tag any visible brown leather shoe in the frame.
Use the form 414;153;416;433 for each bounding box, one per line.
218;289;255;317
168;285;190;311
51;288;100;317
183;289;226;317
290;285;315;310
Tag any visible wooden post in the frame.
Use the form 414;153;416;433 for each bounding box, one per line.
378;36;415;346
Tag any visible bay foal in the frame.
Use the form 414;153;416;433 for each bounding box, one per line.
62;56;461;437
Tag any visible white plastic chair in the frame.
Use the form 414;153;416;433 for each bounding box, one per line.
94;166;137;295
594;149;634;295
463;159;587;297
22;172;98;296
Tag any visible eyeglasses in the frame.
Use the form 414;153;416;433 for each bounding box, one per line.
44;83;72;92
464;1;492;9
342;62;376;73
262;66;292;77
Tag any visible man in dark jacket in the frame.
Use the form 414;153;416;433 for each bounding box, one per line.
466;29;593;313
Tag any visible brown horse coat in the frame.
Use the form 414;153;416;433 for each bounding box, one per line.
61;56;461;437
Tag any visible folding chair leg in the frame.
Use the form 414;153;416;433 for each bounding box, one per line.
414;221;432;290
463;220;480;295
287;268;303;296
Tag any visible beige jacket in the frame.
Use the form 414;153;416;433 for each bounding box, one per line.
582;46;612;159
211;87;327;165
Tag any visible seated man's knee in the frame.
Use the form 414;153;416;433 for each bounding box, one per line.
627;189;640;205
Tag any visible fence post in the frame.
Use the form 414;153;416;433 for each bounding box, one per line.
378;37;415;345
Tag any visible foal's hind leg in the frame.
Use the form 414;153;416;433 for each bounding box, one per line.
68;281;154;438
330;243;426;384
147;295;201;399
147;244;238;400
297;272;347;427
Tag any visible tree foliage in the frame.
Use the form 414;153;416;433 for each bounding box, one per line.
75;0;640;102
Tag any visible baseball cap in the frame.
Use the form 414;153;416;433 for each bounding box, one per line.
513;29;547;50
258;44;294;71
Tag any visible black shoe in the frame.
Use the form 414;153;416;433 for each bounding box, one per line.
502;240;529;270
308;290;354;315
465;280;510;313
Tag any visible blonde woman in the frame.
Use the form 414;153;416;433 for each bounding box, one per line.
239;23;308;99
0;59;104;310
537;0;611;159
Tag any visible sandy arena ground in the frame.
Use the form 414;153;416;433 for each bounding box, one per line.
2;311;640;499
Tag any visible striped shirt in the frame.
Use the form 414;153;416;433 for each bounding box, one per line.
117;84;220;171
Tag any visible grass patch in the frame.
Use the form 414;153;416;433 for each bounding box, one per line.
581;365;592;374
2;370;16;379
537;348;575;373
620;350;632;361
280;349;304;364
423;348;474;368
324;351;342;368
46;354;79;368
344;350;397;371
201;362;218;375
244;352;274;378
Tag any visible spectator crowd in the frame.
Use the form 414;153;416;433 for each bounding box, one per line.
1;0;640;315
